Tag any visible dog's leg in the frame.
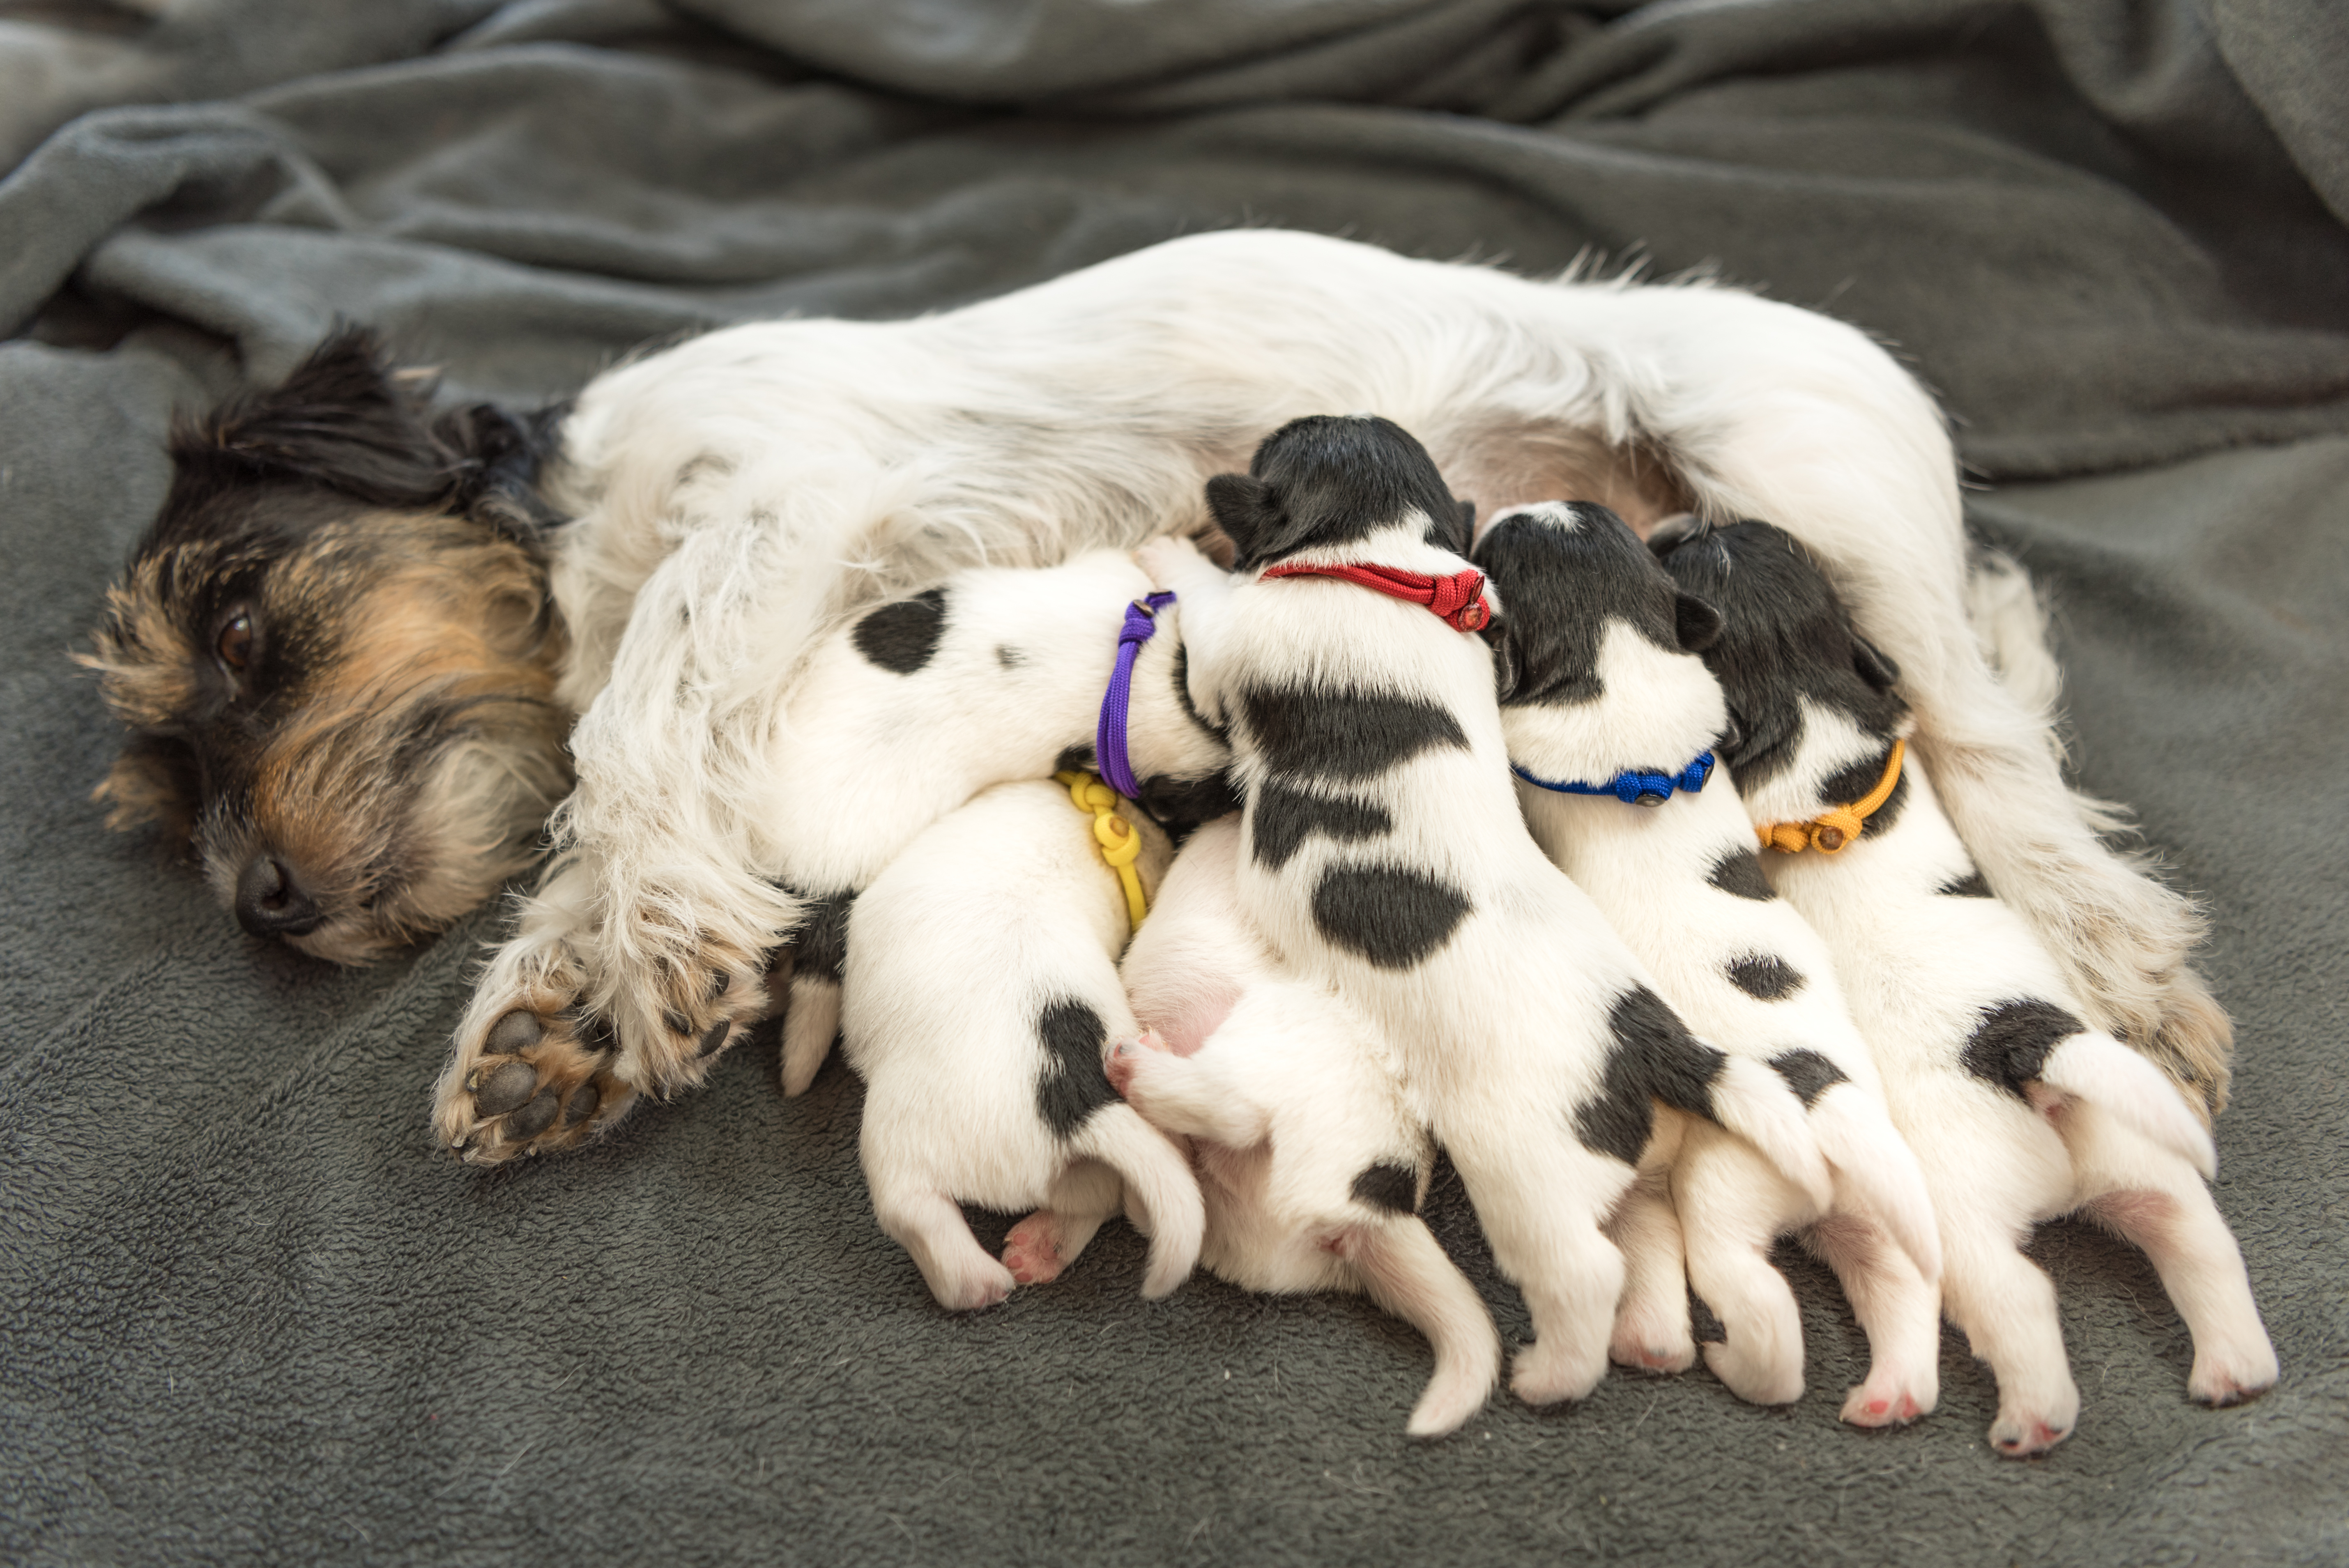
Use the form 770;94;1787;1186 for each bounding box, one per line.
1674;1147;1806;1407
1001;1160;1126;1287
870;1180;1017;1312
2084;1175;2278;1409
1606;1161;1696;1375
1806;1211;1942;1427
1935;1210;2080;1456
1106;1031;1273;1148
433;853;637;1164
780;976;841;1098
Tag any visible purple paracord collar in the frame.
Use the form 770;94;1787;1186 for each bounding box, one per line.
1095;591;1177;799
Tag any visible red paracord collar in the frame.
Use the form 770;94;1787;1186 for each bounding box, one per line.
1260;561;1492;632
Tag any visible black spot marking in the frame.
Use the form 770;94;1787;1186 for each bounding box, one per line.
1242;685;1467;783
783;888;856;984
1939;867;1993;899
1707;848;1776;901
699;1021;732;1058
506;1090;559;1139
1818;743;1909;836
564;1083;601;1125
995;644;1026;670
1574;986;1725;1165
1350;1161;1419;1214
1768;1049;1848;1108
1726;954;1804;1001
1034;998;1117;1140
1054;743;1095;775
1134;770;1242;837
473;1060;538;1117
1962;999;2083;1100
1171;644;1228;745
1310;864;1472;970
1249;779;1392;871
485;1009;541;1055
851;587;947;674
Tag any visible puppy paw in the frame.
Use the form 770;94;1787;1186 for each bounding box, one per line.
1103;1030;1167;1099
1701;1340;1804;1407
1001;1212;1070;1286
1839;1369;1936;1428
436;1002;633;1166
1509;1336;1607;1407
1134;535;1207;591
1609;1322;1696;1375
2188;1341;2278;1408
1988;1383;2078;1456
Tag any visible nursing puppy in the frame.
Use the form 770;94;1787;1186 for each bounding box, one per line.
1111;816;1500;1437
841;777;1202;1310
436;547;1232;1163
1656;518;2274;1455
1476;501;1941;1426
1141;415;1829;1405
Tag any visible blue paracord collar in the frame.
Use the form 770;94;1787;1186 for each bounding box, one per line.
1512;752;1715;808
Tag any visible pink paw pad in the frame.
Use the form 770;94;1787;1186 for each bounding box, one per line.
1001;1214;1067;1285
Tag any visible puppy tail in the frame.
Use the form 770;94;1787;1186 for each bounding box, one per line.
1071;1105;1206;1298
1808;1081;1942;1284
2039;1032;2218;1178
1703;1055;1835;1213
1349;1217;1501;1438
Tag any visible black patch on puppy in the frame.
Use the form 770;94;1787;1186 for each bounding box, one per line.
1726;954;1804;1001
784;888;857;984
851;587;948;674
1310;863;1472;969
1242;685;1468;782
1250;779;1393;871
1134;770;1242;839
1206;414;1466;570
1818;743;1909;835
1962;999;2082;1100
1171;645;1228;745
1939;867;1993;898
1034;997;1117;1140
1707;848;1776;902
1350;1161;1420;1214
1574;986;1727;1165
1767;1049;1848;1108
1054;742;1095;775
1472;503;1696;707
1654;521;1910;791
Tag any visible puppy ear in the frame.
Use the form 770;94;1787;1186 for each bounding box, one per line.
1205;473;1281;564
1673;592;1724;654
1484;623;1522;703
433;401;568;547
1449;497;1477;554
1712;711;1744;759
1852;635;1901;691
1646;513;1707;556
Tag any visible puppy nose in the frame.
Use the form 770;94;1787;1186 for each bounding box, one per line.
235;855;324;938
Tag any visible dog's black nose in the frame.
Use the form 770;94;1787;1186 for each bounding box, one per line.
235;855;324;939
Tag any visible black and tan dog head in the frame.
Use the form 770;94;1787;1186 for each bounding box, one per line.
79;329;574;963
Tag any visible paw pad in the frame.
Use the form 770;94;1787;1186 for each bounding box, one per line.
472;1059;539;1117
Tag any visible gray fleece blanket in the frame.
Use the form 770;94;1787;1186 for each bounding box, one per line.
3;2;2344;1563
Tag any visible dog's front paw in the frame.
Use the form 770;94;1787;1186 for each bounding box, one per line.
1103;1030;1168;1099
1987;1383;2078;1457
1134;534;1208;591
437;1001;634;1166
1839;1365;1937;1428
587;870;800;1100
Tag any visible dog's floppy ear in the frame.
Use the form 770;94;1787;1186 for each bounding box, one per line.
1673;592;1724;654
1206;472;1284;566
1433;497;1475;555
1483;622;1523;704
1646;513;1708;556
433;400;569;547
1852;635;1901;691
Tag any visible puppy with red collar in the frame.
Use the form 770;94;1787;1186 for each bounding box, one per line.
1656;517;2273;1456
1110;816;1500;1437
1139;415;1829;1406
1474;501;1942;1427
841;775;1203;1310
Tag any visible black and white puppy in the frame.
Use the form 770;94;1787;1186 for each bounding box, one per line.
1111;816;1500;1437
1477;501;1942;1426
1656;518;2272;1456
1140;415;1829;1406
841;777;1202;1310
437;547;1233;1162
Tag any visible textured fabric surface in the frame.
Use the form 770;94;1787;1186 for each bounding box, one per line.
2;2;2344;1563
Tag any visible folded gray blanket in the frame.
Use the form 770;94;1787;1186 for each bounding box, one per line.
3;2;2342;1563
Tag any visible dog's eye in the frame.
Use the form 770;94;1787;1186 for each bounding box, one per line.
216;612;254;672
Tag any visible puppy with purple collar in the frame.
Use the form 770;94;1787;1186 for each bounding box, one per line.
1473;501;1942;1426
841;775;1203;1311
1655;517;2274;1456
438;547;1232;1161
1140;415;1830;1406
1109;815;1501;1437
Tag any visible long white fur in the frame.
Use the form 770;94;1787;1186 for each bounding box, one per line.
1143;521;1829;1407
452;229;2220;1130
1113;816;1500;1437
1749;710;2273;1455
1485;502;1942;1424
839;779;1203;1310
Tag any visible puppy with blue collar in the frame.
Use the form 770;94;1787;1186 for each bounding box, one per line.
1139;415;1830;1406
1475;501;1943;1427
840;775;1203;1310
1110;815;1500;1437
1656;517;2274;1456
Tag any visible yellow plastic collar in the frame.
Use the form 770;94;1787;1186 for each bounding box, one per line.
1054;770;1149;930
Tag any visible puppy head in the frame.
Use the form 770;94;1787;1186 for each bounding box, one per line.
1651;519;1906;791
1472;501;1730;777
1204;414;1468;570
78;328;574;963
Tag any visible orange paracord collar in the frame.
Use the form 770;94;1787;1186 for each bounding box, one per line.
1755;737;1905;855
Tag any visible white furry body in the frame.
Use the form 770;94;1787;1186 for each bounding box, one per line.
1114;817;1500;1437
443;227;2223;1156
1749;729;2273;1455
839;779;1203;1311
1151;525;1829;1407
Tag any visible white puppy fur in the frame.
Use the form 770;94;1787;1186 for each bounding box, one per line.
1658;520;2273;1457
1112;816;1501;1437
441;228;2227;1159
840;777;1203;1310
1478;501;1942;1427
1144;416;1831;1407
